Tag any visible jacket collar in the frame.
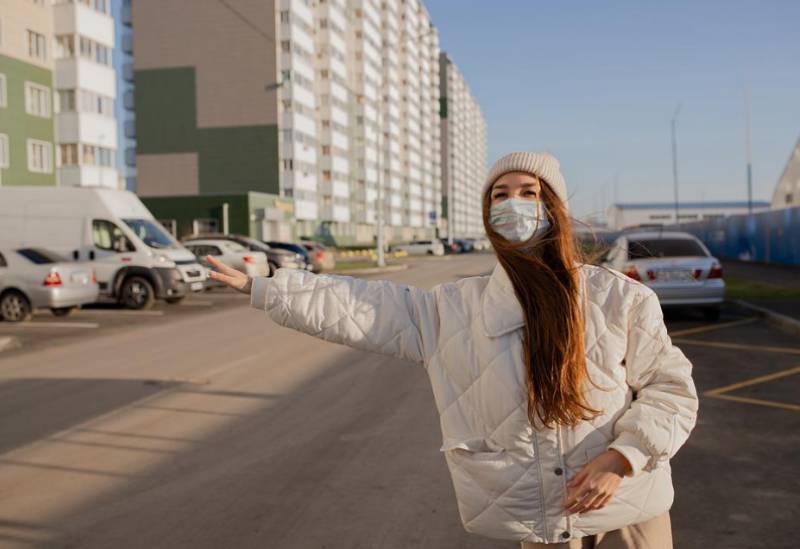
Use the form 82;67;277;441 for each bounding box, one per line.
480;262;588;338
481;264;525;337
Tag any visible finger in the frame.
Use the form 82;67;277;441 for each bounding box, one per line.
208;271;243;289
205;255;242;277
581;491;605;512
595;493;613;509
567;470;586;488
574;489;601;513
564;486;589;512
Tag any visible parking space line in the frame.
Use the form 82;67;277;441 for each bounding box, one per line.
178;301;213;307
670;317;759;337
76;310;165;317
705;365;800;396
0;321;99;329
703;365;800;413
706;393;800;413
672;338;800;355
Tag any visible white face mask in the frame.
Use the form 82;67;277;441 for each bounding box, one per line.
489;198;550;243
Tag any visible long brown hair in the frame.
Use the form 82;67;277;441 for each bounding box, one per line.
482;176;604;428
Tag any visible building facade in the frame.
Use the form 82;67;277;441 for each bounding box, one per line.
131;0;469;245
439;52;486;239
771;137;800;210
606;201;771;231
115;0;135;190
52;0;119;188
0;0;57;187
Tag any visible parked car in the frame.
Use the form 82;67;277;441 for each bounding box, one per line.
392;240;445;256
264;241;314;271
600;231;725;320
455;239;475;253
470;238;492;251
183;239;269;280
439;238;460;254
0;187;206;310
0;248;98;322
299;241;336;272
184;234;305;276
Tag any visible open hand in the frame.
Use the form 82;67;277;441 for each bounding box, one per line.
206;255;252;294
562;449;632;514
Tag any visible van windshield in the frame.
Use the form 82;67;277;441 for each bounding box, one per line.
123;218;178;249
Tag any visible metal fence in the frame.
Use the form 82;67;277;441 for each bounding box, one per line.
673;206;800;266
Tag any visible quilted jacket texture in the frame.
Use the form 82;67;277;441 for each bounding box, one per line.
249;262;698;544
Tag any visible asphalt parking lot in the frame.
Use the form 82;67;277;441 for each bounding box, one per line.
0;255;798;548
0;289;250;356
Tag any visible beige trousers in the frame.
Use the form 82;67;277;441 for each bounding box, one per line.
520;513;672;549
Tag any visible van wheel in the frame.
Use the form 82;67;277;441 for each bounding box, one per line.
165;296;185;304
1;291;33;322
51;307;76;317
119;276;155;310
702;306;721;322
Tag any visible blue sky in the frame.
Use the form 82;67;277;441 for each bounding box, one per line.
425;0;800;219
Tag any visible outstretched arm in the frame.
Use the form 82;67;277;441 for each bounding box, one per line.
207;255;440;365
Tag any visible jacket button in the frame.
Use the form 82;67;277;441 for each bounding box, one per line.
554;467;563;476
561;532;571;539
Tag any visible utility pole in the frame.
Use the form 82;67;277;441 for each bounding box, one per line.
671;103;682;227
745;88;753;215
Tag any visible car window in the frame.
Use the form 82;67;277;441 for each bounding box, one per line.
221;241;247;253
92;219;135;253
208;245;223;256
628;238;707;259
16;248;66;264
123;218;178;249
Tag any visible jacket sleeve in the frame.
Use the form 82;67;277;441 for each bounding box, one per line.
249;268;440;365
607;288;699;476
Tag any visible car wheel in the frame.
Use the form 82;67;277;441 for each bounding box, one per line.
165;296;185;305
702;306;721;322
268;261;278;277
119;276;155;310
1;291;33;322
51;306;76;317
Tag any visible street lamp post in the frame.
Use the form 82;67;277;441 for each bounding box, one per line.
671;104;682;227
745;88;753;215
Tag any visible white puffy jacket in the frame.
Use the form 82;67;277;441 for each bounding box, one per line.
250;262;698;544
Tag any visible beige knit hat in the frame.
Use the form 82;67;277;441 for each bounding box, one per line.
483;152;569;211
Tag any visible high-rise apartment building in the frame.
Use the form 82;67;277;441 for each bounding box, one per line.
133;0;481;245
440;52;487;239
0;0;57;187
52;0;119;188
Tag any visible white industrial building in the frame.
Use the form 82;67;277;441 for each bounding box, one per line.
771;137;800;210
53;0;120;188
606;201;771;231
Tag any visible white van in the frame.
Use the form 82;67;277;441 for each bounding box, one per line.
0;187;206;309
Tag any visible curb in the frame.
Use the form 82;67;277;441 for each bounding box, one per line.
0;335;22;354
729;299;800;337
331;264;410;276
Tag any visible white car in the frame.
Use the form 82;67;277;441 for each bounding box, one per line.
0;248;98;322
392;240;445;256
601;231;725;320
184;239;269;279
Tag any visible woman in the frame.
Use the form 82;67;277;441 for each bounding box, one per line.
207;152;698;548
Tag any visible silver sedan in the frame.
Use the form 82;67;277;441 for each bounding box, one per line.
0;248;99;322
601;230;725;320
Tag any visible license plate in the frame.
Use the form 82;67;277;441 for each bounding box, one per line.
657;270;693;281
187;270;201;278
190;282;204;291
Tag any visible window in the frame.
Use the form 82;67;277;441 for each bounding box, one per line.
58;143;78;166
25;82;51;117
786;193;793;204
280;10;290;23
92;220;134;252
27;30;47;60
56;89;75;112
628;238;708;259
16;248;66;264
82;144;114;167
0;73;6;107
122;218;177;249
55;34;75;58
27;139;52;173
0;133;8;168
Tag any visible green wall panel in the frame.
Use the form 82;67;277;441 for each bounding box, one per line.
134;67;279;196
0;54;56;186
